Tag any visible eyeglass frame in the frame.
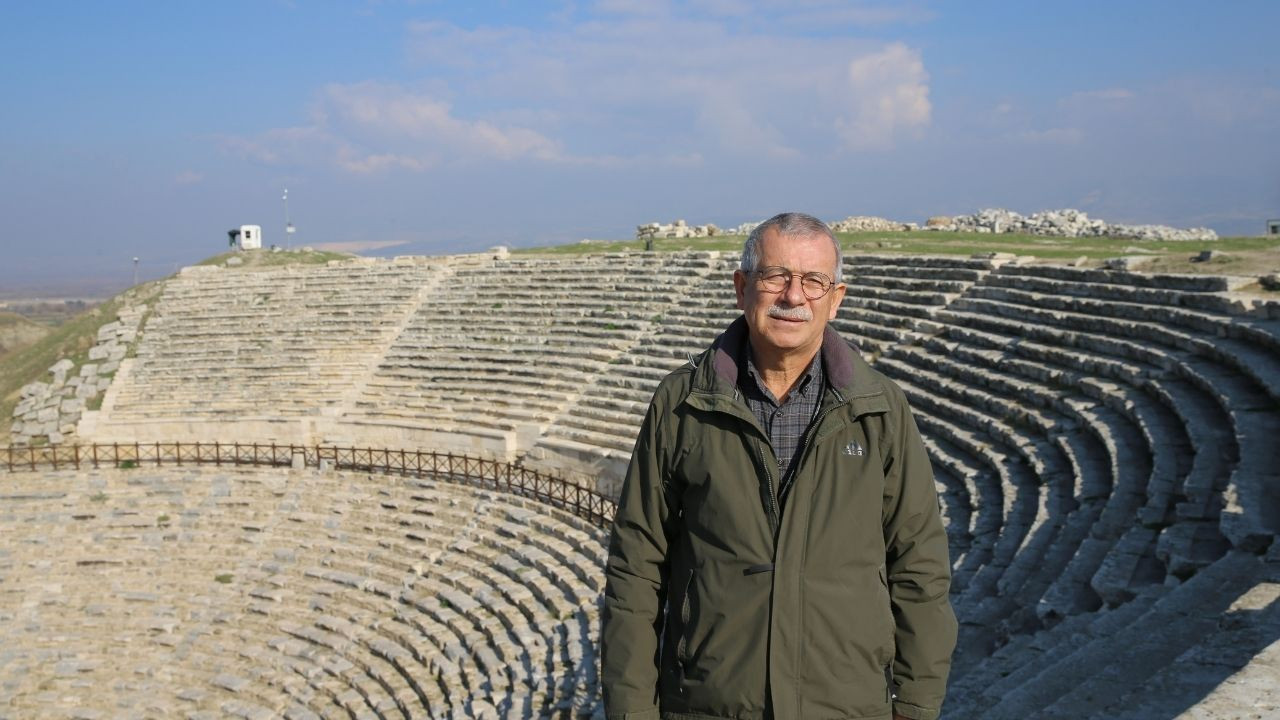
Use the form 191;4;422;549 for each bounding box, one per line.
748;265;839;300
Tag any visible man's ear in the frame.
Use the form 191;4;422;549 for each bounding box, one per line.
827;283;846;320
734;270;748;311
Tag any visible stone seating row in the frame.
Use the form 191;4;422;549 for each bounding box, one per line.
943;549;1278;720
940;290;1278;551
963;284;1280;400
0;467;607;719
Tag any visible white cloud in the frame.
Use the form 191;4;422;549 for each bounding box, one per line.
226;11;937;174
836;42;932;151
321;82;562;162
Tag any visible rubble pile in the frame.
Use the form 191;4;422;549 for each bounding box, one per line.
927;208;1218;242
636;219;721;240
828;216;918;233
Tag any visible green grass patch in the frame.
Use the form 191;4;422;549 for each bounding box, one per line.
214;573;233;584
89;492;107;502
0;280;165;438
116;459;138;470
517;231;1277;264
196;248;353;270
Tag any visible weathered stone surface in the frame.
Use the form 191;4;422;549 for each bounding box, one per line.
828;215;917;232
636;219;721;240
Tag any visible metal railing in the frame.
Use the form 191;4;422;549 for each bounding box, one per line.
1;442;616;528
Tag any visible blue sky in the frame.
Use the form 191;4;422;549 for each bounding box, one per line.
2;1;1277;294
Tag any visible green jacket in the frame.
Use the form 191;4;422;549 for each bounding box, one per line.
602;317;956;720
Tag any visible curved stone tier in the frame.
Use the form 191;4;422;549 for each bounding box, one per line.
0;467;606;719
60;250;1280;716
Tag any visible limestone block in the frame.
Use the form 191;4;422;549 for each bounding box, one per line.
107;345;126;361
49;359;74;375
61;398;85;414
68;376;83;388
48;431;64;445
20;381;49;399
59;418;79;433
75;383;98;400
96;322;121;342
100;360;120;376
119;329;138;344
88;345;109;361
79;363;98;378
36;407;59;423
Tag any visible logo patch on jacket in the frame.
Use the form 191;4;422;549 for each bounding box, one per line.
843;441;865;457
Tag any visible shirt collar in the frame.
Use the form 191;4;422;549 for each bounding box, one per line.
741;346;824;405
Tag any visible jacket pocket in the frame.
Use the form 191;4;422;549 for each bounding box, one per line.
676;567;695;664
877;564;895;661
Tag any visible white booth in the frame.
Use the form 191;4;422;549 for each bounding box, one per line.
238;225;262;250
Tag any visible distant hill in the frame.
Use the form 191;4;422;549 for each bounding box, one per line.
0;312;49;358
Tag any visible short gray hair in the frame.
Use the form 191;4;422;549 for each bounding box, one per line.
740;212;843;283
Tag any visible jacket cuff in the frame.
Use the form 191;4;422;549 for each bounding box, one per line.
893;699;940;720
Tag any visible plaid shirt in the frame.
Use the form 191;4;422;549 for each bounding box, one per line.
740;349;825;505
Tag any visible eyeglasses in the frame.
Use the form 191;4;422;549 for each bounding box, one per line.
751;266;836;300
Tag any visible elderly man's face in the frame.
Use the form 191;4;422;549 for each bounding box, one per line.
734;228;846;361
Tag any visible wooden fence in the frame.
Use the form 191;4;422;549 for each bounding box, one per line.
1;442;616;528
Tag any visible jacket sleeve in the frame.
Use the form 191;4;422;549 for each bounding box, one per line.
880;386;958;720
601;397;677;720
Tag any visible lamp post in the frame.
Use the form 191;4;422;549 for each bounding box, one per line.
283;188;295;250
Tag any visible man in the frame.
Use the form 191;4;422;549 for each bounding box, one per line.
602;212;956;720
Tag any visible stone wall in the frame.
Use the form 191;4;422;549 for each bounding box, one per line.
10;305;145;445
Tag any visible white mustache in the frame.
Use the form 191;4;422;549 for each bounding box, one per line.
767;305;812;321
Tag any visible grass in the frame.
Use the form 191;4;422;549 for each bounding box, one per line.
516;231;1280;272
196;248;353;270
0;279;167;439
214;573;233;584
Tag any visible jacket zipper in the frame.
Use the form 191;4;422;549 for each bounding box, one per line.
751;436;780;535
777;398;840;509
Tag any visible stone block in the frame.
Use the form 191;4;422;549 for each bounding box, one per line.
36;407;59;423
96;322;122;342
99;361;120;376
76;383;97;400
61;398;86;414
79;364;98;378
88;345;109;361
48;431;64;445
49;359;74;375
20;381;49;399
108;345;126;361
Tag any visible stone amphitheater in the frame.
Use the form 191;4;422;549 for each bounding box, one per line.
3;249;1279;719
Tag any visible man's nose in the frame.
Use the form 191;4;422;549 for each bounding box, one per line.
780;274;808;305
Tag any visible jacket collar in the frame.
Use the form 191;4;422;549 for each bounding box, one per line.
692;316;886;411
